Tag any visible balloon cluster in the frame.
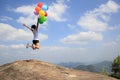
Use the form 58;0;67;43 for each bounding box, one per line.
34;2;48;24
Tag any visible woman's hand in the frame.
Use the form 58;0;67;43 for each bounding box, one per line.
22;24;31;30
23;24;26;27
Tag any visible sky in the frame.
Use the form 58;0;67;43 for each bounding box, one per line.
0;0;120;65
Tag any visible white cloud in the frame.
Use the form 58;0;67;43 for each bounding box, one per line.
38;33;48;41
0;23;48;42
0;44;86;64
108;24;120;30
13;0;69;24
13;5;38;25
41;46;85;51
60;31;103;44
14;5;34;16
77;0;120;31
78;14;108;31
0;16;13;21
0;44;119;64
97;0;120;13
0;44;24;49
48;0;68;22
17;16;37;25
0;23;31;41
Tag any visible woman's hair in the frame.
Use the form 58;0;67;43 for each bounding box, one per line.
31;25;36;29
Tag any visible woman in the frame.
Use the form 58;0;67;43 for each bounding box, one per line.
23;18;40;50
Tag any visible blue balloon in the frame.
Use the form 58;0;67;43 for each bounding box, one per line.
42;5;48;11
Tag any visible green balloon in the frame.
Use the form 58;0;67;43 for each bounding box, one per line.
39;16;47;24
38;18;43;24
41;16;47;21
43;16;47;22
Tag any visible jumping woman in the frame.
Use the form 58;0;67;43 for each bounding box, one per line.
23;18;40;50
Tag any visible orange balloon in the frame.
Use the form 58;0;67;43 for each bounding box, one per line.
35;6;41;13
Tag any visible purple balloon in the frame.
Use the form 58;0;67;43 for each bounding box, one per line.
34;11;38;15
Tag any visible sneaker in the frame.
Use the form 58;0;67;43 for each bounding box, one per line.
26;43;29;48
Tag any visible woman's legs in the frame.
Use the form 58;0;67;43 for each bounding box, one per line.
26;42;39;50
35;42;40;49
32;44;36;50
32;40;40;50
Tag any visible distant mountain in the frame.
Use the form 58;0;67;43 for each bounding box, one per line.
0;60;117;80
58;62;84;68
93;61;112;73
75;64;98;72
74;61;112;73
58;61;112;74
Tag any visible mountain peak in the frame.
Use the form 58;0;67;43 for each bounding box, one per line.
0;59;117;80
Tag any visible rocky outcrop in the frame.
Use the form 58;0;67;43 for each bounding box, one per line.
0;60;118;80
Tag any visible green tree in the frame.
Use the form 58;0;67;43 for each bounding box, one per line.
101;66;108;75
111;55;120;79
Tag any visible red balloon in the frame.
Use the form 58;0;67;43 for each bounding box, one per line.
44;12;48;17
37;2;43;8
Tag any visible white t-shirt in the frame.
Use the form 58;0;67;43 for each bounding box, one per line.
32;29;39;40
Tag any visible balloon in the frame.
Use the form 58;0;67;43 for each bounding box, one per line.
39;16;47;24
39;20;43;24
35;6;41;13
39;10;45;16
41;16;47;22
34;11;38;15
37;2;43;8
34;2;48;24
42;5;48;11
43;16;47;22
39;18;44;24
44;12;48;17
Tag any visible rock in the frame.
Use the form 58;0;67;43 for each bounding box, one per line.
0;59;118;80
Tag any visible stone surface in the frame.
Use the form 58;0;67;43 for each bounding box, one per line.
0;60;118;80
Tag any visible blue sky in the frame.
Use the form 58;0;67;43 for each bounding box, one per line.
0;0;120;65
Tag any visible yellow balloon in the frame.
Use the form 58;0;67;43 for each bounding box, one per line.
39;10;45;16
